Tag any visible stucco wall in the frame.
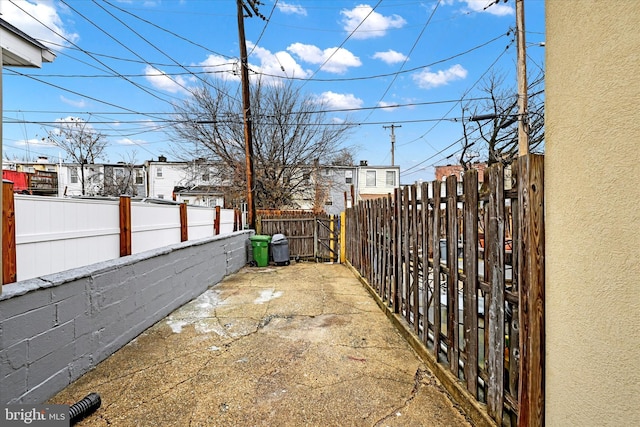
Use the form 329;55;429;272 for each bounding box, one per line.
546;2;640;425
0;231;251;404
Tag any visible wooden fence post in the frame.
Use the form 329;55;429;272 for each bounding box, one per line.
119;195;132;257
214;205;221;235
180;203;188;242
517;154;545;427
2;181;17;284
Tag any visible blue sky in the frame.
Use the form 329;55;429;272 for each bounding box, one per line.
2;0;545;182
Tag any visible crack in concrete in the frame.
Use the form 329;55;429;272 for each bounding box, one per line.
373;368;429;426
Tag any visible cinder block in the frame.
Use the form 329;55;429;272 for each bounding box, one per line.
28;320;75;363
55;293;88;325
27;342;74;391
0;340;28;371
0;288;51;321
1;367;27;405
2;305;56;349
49;278;89;303
19;367;70;405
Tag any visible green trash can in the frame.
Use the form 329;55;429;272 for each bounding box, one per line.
250;235;271;267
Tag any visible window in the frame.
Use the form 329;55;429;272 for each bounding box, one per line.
135;170;144;185
114;168;124;179
386;170;396;186
70;168;78;184
366;170;376;187
345;170;353;184
157;194;164;199
156;167;163;178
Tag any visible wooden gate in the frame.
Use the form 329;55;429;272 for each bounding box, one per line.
257;212;339;262
315;215;339;262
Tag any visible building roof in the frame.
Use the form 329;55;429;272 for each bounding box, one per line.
1;18;56;67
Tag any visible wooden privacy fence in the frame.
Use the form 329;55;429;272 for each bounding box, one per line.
257;211;340;262
2;184;243;284
345;154;544;427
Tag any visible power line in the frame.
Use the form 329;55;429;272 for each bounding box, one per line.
363;0;442;123
7;0;176;106
300;0;383;89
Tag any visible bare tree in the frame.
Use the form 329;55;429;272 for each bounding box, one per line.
170;78;355;209
46;117;108;195
459;72;544;168
101;151;140;197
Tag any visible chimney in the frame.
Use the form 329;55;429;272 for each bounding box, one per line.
359;160;368;166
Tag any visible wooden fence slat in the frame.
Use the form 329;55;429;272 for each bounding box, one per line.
517;154;545;427
463;170;479;397
446;176;460;375
486;164;505;422
402;186;411;323
421;182;430;345
432;180;442;359
393;188;401;313
411;184;420;335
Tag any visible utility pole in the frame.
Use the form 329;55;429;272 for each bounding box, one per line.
236;0;263;230
516;0;529;156
383;124;401;166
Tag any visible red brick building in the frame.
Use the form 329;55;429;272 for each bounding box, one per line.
434;162;487;182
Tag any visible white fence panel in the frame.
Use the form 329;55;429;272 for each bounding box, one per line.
15;196;120;281
220;208;236;234
187;206;215;240
131;202;181;254
10;197;242;281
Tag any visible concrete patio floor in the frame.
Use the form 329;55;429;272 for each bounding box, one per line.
49;262;472;426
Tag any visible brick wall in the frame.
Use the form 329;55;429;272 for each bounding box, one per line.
0;231;251;404
434;163;487;182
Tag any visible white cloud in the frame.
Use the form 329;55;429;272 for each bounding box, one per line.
287;43;361;74
277;1;307;16
197;54;240;82
317;91;363;110
116;138;147;146
459;0;514;16
246;42;311;83
340;4;406;40
377;101;400;112
144;65;190;94
16;137;54;148
413;64;468;89
60;96;87;108
3;0;79;48
372;50;407;65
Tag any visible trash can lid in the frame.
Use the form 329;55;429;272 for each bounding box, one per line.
271;233;286;242
250;234;272;242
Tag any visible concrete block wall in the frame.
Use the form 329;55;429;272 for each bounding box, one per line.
0;230;251;404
